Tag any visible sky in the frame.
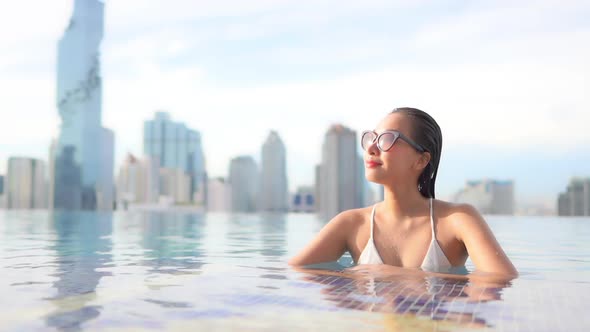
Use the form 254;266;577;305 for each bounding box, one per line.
0;0;589;209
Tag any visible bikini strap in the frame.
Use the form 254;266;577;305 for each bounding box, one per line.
370;204;377;239
429;198;436;239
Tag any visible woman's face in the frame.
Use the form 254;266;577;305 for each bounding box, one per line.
363;113;426;186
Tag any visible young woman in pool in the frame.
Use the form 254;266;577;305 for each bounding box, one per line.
289;107;517;277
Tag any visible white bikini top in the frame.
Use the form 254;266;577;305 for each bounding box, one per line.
358;198;453;272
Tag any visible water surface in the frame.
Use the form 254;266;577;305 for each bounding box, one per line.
0;210;588;331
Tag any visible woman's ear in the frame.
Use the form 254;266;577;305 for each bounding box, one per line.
416;152;431;171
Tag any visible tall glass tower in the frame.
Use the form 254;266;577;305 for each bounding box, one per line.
53;0;114;210
144;112;206;202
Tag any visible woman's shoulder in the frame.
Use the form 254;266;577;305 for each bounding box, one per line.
434;199;481;217
433;199;487;230
328;205;374;230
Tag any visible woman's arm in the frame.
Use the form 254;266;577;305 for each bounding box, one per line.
288;211;355;266
453;204;518;277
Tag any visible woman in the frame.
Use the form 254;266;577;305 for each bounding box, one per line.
289;107;517;277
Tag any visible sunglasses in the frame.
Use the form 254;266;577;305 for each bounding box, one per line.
361;130;425;153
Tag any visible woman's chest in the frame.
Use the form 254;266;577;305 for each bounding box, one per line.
350;219;465;267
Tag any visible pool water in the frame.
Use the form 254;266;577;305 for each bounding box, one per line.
0;210;588;331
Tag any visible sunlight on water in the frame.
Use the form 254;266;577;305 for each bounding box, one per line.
0;210;588;331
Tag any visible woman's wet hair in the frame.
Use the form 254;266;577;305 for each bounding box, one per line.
391;107;442;198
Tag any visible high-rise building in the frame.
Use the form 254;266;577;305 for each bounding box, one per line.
116;154;160;209
144;112;206;204
558;178;590;216
314;164;321;212
206;177;232;212
159;167;191;204
358;155;377;207
53;0;114;210
259;131;288;212
318;124;363;218
453;179;515;215
229;156;258;212
0;175;5;208
6;157;47;209
48;139;57;209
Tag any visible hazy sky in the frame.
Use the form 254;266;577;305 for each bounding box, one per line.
0;0;589;207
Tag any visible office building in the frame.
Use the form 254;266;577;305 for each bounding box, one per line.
317;124;363;218
206;177;232;212
144;112;206;204
259;131;289;212
229;156;258;212
558;177;590;216
53;0;114;210
5;157;47;209
116;154;160;209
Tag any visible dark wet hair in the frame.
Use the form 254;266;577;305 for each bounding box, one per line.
391;107;442;198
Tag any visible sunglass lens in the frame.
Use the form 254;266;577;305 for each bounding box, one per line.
361;132;376;150
378;132;396;151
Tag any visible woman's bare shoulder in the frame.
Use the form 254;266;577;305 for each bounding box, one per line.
329;206;374;230
433;199;483;223
432;200;517;276
433;199;487;233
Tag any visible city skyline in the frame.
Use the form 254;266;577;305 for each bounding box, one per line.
1;1;589;208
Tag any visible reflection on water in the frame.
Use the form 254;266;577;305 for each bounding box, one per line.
140;212;205;274
46;211;112;331
0;211;587;331
224;213;288;261
298;268;512;329
259;213;287;261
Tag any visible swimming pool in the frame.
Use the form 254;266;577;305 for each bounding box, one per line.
0;210;588;331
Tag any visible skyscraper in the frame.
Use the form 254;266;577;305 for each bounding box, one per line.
558;178;590;216
0;175;4;209
6;157;47;209
48;139;57;209
144;112;206;203
357;154;373;206
259;131;288;212
53;0;114;210
229;156;258;212
318;124;363;218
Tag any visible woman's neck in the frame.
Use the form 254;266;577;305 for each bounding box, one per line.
381;184;430;220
